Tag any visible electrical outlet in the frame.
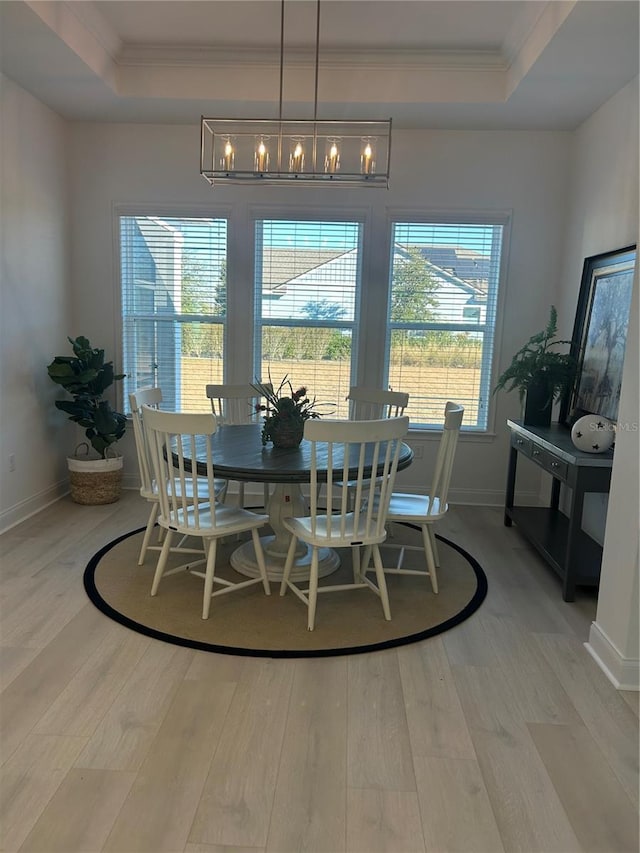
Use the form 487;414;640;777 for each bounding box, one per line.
412;444;423;460
8;453;16;472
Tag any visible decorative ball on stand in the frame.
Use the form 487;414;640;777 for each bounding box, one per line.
570;414;615;453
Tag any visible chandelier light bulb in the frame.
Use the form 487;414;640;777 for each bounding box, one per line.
289;139;305;172
221;138;235;171
254;137;270;172
360;139;375;175
324;139;340;173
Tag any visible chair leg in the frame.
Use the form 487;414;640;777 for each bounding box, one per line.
371;544;392;621
280;535;298;596
202;538;218;620
238;482;245;509
308;547;319;631
428;526;440;567
263;483;270;511
351;544;361;582
138;502;159;565
422;525;439;593
151;529;173;596
360;544;373;576
251;528;271;595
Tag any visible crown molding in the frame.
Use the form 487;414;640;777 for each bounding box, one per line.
117;45;506;73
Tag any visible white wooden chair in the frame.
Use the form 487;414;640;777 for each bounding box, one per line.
142;406;270;619
280;415;409;631
129;387;218;566
205;382;273;509
347;387;409;420
367;401;464;594
330;387;409;509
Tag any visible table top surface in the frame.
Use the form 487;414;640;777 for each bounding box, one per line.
507;419;614;468
192;422;414;483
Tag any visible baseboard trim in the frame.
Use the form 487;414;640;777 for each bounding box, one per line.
585;621;640;691
0;481;69;535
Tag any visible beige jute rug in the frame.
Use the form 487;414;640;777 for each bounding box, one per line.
84;524;487;657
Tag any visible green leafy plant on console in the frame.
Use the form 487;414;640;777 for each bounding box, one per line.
493;305;577;408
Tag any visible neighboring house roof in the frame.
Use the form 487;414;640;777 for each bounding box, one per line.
410;244;491;286
261;242;490;306
261;247;346;291
392;243;488;299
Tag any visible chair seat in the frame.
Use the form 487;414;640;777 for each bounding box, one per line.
283;514;387;549
386;493;447;521
165;504;268;538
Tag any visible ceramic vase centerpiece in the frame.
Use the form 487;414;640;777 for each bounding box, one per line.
493;306;577;428
252;375;324;449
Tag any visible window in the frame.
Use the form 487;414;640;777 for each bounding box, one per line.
254;219;362;418
386;221;505;429
120;215;227;413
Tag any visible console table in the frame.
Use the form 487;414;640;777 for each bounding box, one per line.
504;419;613;601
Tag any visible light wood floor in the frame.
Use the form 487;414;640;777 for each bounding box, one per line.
1;491;638;853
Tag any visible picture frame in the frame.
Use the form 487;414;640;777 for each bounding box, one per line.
561;244;636;427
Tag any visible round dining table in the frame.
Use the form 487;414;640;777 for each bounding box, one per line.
192;422;414;582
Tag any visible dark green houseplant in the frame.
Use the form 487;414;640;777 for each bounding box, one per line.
493;306;577;426
48;336;127;504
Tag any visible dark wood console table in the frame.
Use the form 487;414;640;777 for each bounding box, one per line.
504;419;613;601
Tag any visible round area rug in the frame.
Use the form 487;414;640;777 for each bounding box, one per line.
84;524;487;658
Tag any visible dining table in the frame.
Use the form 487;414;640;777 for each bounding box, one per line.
190;422;414;582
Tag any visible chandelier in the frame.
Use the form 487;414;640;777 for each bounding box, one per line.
200;0;391;187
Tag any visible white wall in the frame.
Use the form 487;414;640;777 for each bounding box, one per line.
0;75;71;530
560;76;639;688
67;122;572;504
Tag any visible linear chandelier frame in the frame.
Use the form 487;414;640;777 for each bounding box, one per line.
200;0;391;188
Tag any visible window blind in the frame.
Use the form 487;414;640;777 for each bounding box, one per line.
254;219;362;418
120;215;227;414
387;221;504;429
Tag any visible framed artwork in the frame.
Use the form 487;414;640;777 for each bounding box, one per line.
561;244;636;426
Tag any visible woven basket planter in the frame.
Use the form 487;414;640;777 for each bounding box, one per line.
67;448;123;505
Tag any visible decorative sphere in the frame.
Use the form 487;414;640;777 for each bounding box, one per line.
571;414;615;454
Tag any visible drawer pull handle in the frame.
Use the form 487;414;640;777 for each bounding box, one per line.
516;438;524;445
551;461;560;468
532;449;540;457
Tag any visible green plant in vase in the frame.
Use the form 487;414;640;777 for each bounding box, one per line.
493;306;577;426
252;375;324;447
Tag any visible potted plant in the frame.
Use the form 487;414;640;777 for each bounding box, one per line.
251;375;325;448
47;336;127;504
493;306;576;427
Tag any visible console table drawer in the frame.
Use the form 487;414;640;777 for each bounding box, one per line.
531;446;568;481
511;432;533;457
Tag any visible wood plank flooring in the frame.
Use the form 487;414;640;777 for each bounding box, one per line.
1;491;637;853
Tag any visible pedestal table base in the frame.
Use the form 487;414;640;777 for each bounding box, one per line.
231;535;340;583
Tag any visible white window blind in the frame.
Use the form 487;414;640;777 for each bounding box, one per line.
386;221;504;429
254;219;362;417
120;215;227;414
